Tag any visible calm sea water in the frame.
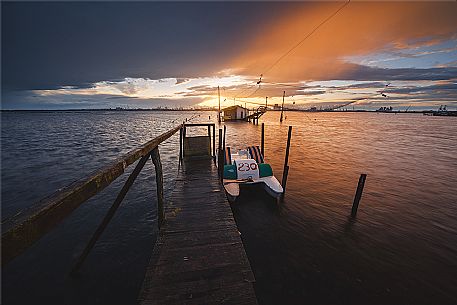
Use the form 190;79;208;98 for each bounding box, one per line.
2;110;457;305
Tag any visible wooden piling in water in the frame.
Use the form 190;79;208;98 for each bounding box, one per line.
280;91;285;123
261;123;265;157
223;125;226;151
281;126;292;198
351;174;367;217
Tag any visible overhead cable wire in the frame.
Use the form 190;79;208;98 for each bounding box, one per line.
223;1;351;103
261;0;351;76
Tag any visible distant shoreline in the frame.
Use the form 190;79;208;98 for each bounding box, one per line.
0;108;217;112
0;109;452;115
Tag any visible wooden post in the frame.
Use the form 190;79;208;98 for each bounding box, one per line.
218;86;221;123
223;125;226;151
351;174;367;217
208;125;211;154
261;123;265;157
281;166;289;197
71;153;150;274
265;96;268;108
280;91;285;123
212;125;216;157
179;127;183;162
218;129;224;180
151;148;164;227
281;126;292;197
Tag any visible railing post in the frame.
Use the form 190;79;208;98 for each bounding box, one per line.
351;174;367;217
261;123;265;157
281;126;292;199
212;125;216;158
218;129;224;180
151;148;164;227
208;125;211;151
179;127;183;162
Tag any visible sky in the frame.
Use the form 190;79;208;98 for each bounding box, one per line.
1;1;457;110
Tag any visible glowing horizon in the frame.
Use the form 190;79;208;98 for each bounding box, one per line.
2;1;456;110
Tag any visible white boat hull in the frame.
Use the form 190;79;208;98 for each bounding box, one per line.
223;176;283;202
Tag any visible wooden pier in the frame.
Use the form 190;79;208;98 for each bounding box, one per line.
246;106;267;124
2;122;257;305
138;158;257;304
139;123;257;304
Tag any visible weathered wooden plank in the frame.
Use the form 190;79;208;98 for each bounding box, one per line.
2;124;182;265
183;123;216;127
141;281;257;305
139;158;257;305
183;136;211;157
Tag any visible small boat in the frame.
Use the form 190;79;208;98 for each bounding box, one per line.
219;145;283;202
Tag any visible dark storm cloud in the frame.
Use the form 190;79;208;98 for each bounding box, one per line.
1;2;295;91
1;90;206;110
181;82;324;98
386;82;457;95
330;82;387;90
340;64;457;82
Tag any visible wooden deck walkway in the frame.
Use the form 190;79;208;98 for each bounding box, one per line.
138;157;257;305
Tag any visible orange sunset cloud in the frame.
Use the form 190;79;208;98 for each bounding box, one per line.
229;1;457;83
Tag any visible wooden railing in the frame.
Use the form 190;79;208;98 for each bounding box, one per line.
2;124;186;267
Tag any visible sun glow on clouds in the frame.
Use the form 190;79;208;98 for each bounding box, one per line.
26;2;457;110
33;75;249;102
30;75;457;110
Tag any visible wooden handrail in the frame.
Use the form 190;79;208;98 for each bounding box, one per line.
1;124;182;265
183;123;216;127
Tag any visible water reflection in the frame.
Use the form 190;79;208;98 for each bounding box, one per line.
230;111;457;305
2;110;457;304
